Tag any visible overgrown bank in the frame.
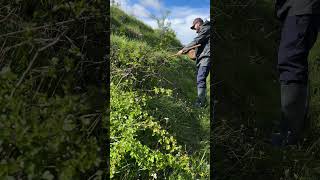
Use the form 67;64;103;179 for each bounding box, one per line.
110;6;210;179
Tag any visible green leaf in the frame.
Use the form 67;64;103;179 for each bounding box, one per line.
42;170;55;180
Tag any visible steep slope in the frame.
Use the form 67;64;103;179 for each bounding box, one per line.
110;6;210;179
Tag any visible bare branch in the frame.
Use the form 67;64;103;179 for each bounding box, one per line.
0;16;94;38
0;9;15;23
10;30;68;97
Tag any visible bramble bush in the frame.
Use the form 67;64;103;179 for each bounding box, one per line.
110;84;194;179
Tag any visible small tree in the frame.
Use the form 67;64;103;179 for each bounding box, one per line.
149;10;180;50
110;0;120;7
150;10;171;34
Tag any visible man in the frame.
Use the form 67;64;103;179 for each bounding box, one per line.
272;0;320;146
177;18;211;108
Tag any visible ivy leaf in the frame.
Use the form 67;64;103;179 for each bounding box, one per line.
51;57;59;66
63;119;76;131
42;170;55;180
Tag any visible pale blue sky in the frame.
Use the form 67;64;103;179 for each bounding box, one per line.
112;0;210;45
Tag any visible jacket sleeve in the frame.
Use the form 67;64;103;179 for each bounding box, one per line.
183;26;210;50
274;0;288;20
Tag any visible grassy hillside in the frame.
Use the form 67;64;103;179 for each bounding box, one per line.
110;6;210;179
111;7;181;50
213;0;320;179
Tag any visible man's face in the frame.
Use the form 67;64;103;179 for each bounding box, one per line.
194;22;201;33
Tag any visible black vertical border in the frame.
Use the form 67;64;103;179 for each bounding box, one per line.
210;0;216;179
105;1;111;179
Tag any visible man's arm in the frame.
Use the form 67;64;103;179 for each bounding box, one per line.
177;44;201;55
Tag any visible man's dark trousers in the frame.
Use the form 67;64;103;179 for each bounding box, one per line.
197;65;210;89
196;64;210;107
278;15;320;84
276;15;320;144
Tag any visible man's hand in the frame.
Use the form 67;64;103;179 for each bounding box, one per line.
177;48;187;55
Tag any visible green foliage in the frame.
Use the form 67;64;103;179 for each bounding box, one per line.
0;0;106;179
0;67;102;179
309;42;320;130
110;84;193;179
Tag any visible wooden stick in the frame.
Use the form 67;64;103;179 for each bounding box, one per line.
183;44;201;51
169;44;201;57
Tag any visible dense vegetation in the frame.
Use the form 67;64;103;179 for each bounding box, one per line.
0;0;107;179
110;6;210;179
213;0;320;179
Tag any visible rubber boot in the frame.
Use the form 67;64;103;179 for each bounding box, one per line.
272;83;308;146
194;87;207;108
